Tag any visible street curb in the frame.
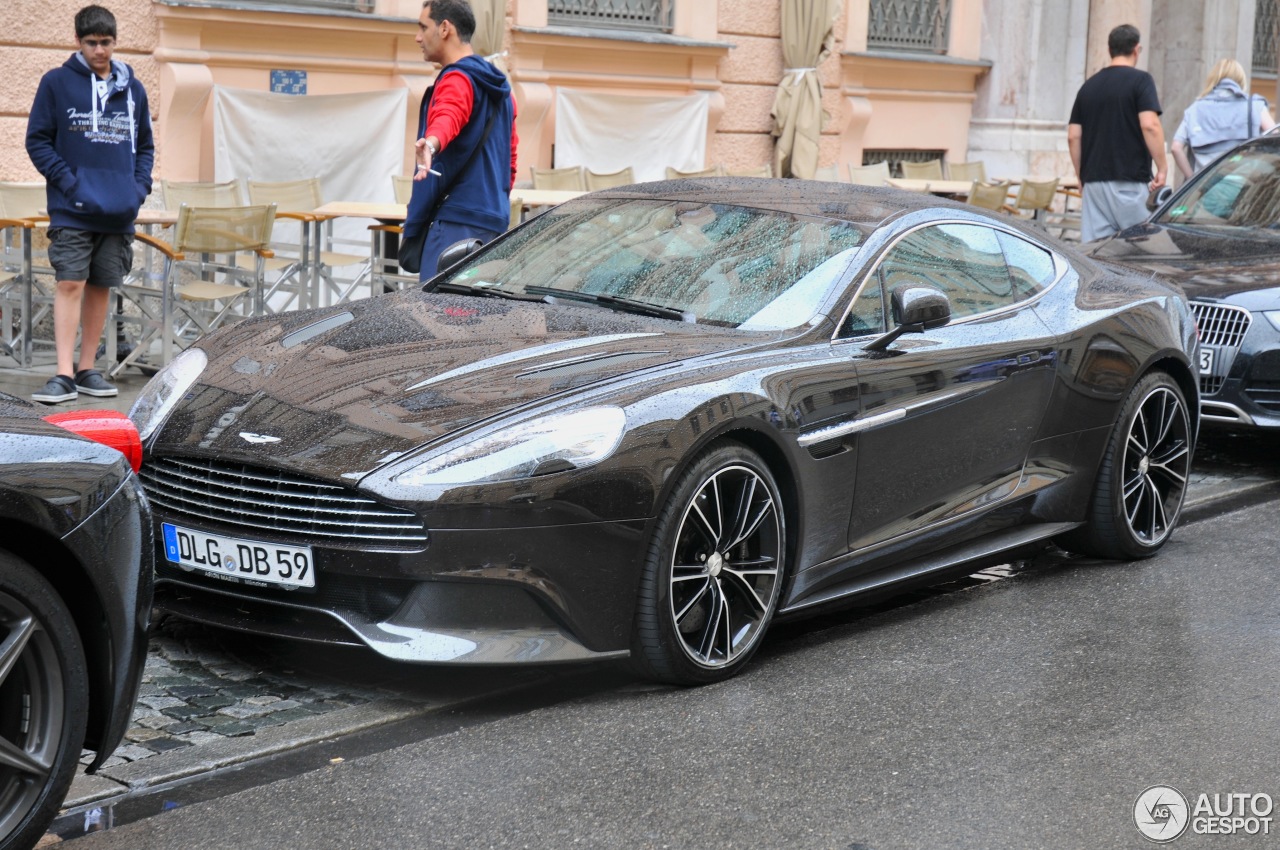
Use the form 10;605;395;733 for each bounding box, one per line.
63;697;431;810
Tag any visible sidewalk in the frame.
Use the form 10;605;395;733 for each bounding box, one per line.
4;349;1279;836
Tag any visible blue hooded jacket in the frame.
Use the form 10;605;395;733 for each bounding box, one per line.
403;55;514;240
26;53;155;234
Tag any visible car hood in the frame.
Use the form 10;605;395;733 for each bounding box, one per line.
1091;221;1280;302
149;291;765;480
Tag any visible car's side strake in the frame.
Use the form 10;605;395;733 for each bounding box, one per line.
796;378;1004;447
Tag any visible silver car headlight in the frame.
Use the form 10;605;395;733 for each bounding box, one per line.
128;348;207;441
392;406;627;486
1263;310;1280;332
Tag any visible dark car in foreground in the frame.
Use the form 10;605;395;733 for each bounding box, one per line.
1093;132;1280;429
0;396;151;850
131;178;1197;686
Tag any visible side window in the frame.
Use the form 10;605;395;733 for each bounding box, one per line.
840;269;886;337
997;230;1057;298
875;223;1019;320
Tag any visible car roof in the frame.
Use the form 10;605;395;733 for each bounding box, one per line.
588;176;971;229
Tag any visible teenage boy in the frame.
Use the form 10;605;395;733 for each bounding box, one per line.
26;4;154;404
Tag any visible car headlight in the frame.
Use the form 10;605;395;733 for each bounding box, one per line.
128;348;207;441
1264;310;1280;333
392;406;627;486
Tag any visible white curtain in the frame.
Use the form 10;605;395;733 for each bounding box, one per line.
554;89;709;182
213;86;407;241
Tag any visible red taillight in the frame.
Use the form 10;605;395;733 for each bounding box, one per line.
43;409;143;473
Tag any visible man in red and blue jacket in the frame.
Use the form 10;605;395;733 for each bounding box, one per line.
406;0;518;280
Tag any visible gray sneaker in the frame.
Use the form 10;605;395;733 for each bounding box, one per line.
73;368;118;398
33;374;77;404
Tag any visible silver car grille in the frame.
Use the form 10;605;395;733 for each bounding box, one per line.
1191;301;1252;396
140;456;428;547
1192;301;1251;347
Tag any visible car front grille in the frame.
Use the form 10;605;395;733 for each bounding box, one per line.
140;456;428;548
1192;301;1252;347
1191;301;1252;396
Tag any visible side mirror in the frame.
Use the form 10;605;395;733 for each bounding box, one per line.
865;285;952;352
437;238;484;272
1147;185;1173;212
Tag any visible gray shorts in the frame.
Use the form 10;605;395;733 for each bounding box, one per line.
47;228;134;288
1080;181;1149;243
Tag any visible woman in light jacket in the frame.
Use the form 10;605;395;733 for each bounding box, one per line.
1172;59;1275;180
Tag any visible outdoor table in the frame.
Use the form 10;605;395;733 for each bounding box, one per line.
884;178;974;197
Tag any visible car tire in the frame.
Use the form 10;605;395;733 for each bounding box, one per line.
631;442;786;685
0;553;89;850
1060;371;1193;560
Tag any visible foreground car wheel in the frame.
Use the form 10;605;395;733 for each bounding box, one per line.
632;443;785;685
1063;371;1192;560
0;554;88;850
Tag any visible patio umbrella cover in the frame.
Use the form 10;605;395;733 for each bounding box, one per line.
771;0;841;179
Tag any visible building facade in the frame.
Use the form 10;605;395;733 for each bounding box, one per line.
1;0;1274;189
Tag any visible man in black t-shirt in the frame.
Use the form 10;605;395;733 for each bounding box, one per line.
1068;24;1167;241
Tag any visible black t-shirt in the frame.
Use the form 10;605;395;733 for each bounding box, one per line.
1069;65;1162;183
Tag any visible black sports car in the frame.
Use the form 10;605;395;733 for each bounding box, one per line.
131;179;1197;685
0;396;152;850
1093;132;1280;429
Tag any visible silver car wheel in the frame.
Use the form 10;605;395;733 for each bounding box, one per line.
668;463;782;669
1121;385;1191;546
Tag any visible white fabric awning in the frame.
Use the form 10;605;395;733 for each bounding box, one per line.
554;89;709;182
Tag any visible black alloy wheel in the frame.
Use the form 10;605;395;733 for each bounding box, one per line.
1063;371;1192;560
0;554;88;850
632;442;785;685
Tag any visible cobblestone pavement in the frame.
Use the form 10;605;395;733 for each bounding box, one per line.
83;617;396;773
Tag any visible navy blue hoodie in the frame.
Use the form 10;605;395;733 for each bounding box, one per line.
403;54;514;240
26;53;155;234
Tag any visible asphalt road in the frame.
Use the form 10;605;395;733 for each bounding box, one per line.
68;495;1280;850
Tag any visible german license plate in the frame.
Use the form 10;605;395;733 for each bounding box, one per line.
161;522;314;589
1198;345;1216;375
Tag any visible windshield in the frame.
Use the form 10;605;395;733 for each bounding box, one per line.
437;198;866;329
1159;145;1280;231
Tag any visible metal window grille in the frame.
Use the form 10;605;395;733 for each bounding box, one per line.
239;0;373;10
1254;0;1278;76
868;0;950;54
863;149;947;178
548;0;675;33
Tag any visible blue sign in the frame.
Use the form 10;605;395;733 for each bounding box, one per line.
271;70;308;95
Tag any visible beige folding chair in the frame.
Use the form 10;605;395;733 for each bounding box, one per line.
665;165;725;179
967;180;1014;212
161;179;245;209
392;175;413;204
849;161;891;186
584;167;634;190
530;166;586;190
1012;178;1060;225
247;178;367;311
726;164;772;178
813;164;843;182
0;182;53;366
901;159;945;180
120;204;276;372
949;161;987;183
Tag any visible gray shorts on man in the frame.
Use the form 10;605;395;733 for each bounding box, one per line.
1081;181;1149;242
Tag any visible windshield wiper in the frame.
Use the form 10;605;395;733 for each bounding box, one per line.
429;280;546;301
524;285;692;322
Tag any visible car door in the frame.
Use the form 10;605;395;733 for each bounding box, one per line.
840;222;1061;553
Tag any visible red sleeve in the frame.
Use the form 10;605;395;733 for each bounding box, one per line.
510;94;519;190
424;70;474;152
